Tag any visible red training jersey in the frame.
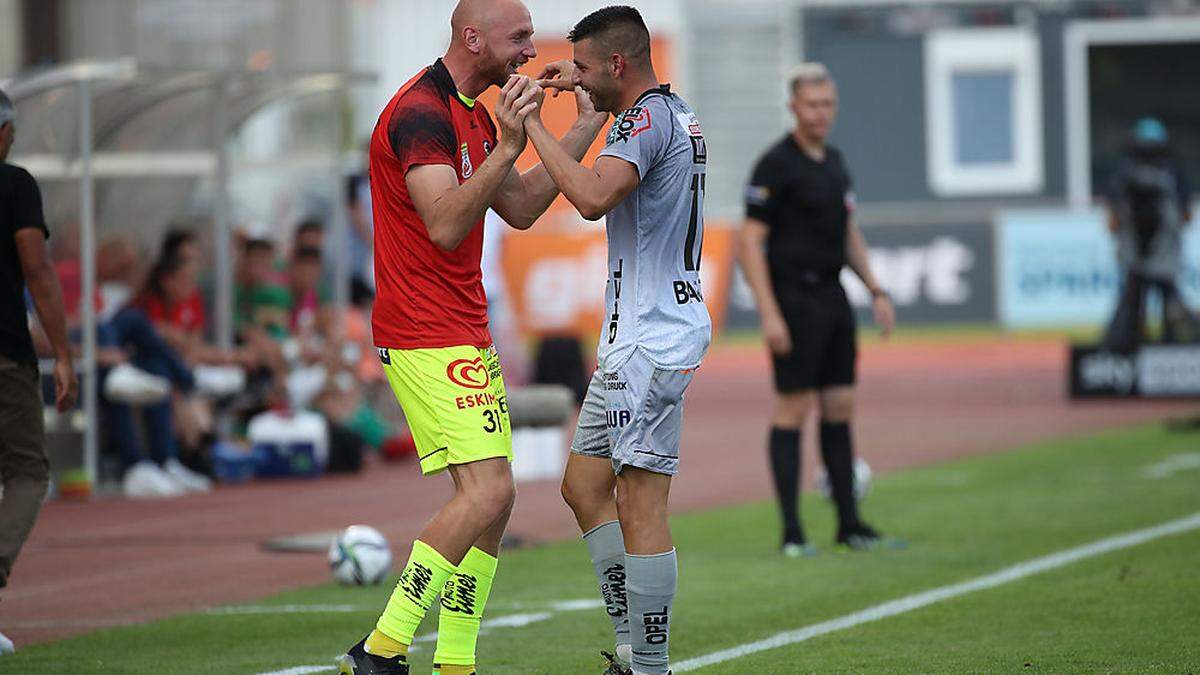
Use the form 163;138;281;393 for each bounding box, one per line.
370;58;499;350
139;292;207;333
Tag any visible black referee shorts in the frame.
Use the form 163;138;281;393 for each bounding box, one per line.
772;281;857;393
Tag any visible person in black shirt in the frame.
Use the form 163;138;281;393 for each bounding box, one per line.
0;89;77;648
736;64;895;555
1102;117;1199;351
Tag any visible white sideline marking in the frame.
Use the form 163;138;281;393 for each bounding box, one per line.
1142;452;1200;479
258;667;330;675
206;604;364;615
674;511;1200;671
257;601;602;674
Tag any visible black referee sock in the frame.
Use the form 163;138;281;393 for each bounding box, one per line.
819;421;861;530
768;427;804;543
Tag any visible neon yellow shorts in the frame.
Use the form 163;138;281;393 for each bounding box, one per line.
379;344;512;475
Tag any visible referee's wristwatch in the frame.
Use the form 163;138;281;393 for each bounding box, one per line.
869;287;890;301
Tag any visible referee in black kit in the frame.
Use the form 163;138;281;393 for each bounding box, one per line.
736;63;895;556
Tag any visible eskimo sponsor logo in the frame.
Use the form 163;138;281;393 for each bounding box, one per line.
606;409;632;429
607;106;652;145
440;572;479;615
608;259;624;344
601;563;628;617
673;280;704;305
400;562;434;605
642;606;670;645
456;392;498;409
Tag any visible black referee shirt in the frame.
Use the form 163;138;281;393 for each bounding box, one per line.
745;135;854;289
0;162;49;367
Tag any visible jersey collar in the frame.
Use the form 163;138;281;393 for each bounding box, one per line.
430;59;476;111
632;83;672;108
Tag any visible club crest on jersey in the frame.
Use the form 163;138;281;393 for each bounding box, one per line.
460;142;474;178
607;106;652;145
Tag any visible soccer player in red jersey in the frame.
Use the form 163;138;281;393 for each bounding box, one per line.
339;2;607;674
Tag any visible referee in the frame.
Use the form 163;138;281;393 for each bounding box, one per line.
1;89;77;651
737;64;895;556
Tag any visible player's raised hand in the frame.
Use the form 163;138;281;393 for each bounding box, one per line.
496;75;537;150
536;60;577;96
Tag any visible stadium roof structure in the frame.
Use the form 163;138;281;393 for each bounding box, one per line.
1;59;376;486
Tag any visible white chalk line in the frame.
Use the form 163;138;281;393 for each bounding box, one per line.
1142;452;1200;479
673;511;1200;671
255;599;602;675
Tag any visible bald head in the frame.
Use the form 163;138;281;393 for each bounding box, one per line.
447;0;536;89
451;0;530;44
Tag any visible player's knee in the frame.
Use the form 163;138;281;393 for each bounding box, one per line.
466;480;516;521
774;392;814;427
819;393;855;422
561;476;607;518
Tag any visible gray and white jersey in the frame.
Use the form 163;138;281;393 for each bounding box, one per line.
597;86;712;371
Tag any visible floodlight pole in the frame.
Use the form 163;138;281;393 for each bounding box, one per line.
77;78;99;487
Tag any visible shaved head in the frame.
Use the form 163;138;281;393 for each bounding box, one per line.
447;0;536;89
451;0;529;36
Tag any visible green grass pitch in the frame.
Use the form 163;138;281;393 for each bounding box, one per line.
9;422;1200;673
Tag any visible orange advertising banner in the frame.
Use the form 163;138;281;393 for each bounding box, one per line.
502;226;735;340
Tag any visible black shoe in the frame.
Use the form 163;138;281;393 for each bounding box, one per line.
338;636;409;674
836;522;882;550
601;650;631;675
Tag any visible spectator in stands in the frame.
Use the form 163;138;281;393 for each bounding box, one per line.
293;217;325;254
287;246;333;341
235;233;291;343
92;241;211;498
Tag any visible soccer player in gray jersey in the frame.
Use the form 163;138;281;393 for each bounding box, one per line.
524;6;709;674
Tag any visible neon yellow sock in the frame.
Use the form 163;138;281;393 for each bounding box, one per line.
375;540;457;648
433;547;498;668
364;629;408;659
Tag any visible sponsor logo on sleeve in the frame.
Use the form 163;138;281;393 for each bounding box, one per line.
606;106;652;145
676;112;703;137
746;185;770;206
460;142;474;178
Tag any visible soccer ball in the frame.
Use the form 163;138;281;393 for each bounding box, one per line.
329;525;393;586
816;458;872;502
